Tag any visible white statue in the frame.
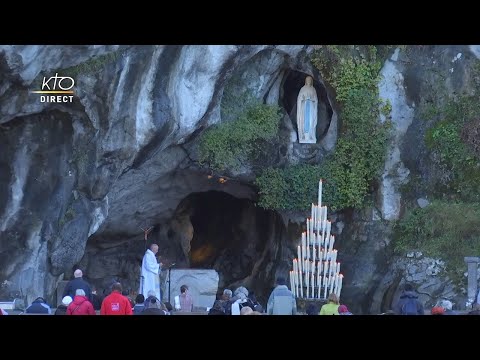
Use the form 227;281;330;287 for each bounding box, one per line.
297;76;318;143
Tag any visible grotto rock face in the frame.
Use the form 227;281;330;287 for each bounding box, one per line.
0;45;326;305
0;44;479;312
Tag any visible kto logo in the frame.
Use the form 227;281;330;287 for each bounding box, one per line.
31;73;75;103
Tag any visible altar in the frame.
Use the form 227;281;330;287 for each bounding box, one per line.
162;269;219;309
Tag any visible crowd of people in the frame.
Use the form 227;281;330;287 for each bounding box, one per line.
1;243;479;315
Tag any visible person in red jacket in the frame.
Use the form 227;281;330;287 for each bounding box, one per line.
67;289;96;315
100;282;133;315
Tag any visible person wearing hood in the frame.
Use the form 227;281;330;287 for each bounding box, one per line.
338;304;353;315
67;289;96;315
394;283;424;315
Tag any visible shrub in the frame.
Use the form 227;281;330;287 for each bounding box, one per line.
199;103;282;172
394;201;480;284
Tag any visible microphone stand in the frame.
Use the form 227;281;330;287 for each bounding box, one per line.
167;263;175;305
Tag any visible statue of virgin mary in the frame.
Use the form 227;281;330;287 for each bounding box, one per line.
297;76;318;143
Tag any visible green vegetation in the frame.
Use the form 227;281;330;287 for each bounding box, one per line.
255;165;326;211
199;103;282;172
425;95;480;202
394;201;480;284
256;46;392;211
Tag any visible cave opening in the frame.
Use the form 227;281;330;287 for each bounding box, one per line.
169;190;284;302
281;70;333;141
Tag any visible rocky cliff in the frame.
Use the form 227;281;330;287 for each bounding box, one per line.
1;45;479;313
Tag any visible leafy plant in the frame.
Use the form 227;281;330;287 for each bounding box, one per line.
425;96;480;201
394;201;480;285
199;103;282;172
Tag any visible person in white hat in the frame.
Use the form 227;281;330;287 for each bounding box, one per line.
55;296;73;315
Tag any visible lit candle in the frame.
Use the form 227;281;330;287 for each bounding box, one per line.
317;271;322;298
290;271;294;296
323;260;328;285
325;221;331;249
302;245;306;272
317;205;323;229
336;274;343;299
305;270;309;299
329;272;335;294
324;238;330;258
318;179;322;207
296;271;300;298
331;249;337;265
336;262;340;276
306;219;310;249
329;261;336;277
304;261;309;288
299;269;303;298
312;244;316;266
324;281;328;299
311;271;315;299
297;246;302;274
333;273;340;295
321;220;326;247
311;204;314;228
329;234;335;254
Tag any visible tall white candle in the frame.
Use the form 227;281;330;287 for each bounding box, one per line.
336;274;343;299
296;270;300;297
290;271;294;296
325;221;331;249
333;273;340;294
312;244;316;266
329;272;336;294
323;260;328;285
318;179;322;207
331;249;337;265
311;271;315;299
302;245;306;272
336;262;340;276
305;271;309;299
299;269;303;298
321;220;326;247
324;238;330;258
311;204;314;226
330;261;336;277
317;272;322;298
297;246;302;274
306;219;310;249
329;234;335;254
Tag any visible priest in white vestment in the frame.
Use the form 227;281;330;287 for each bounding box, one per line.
140;244;162;300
